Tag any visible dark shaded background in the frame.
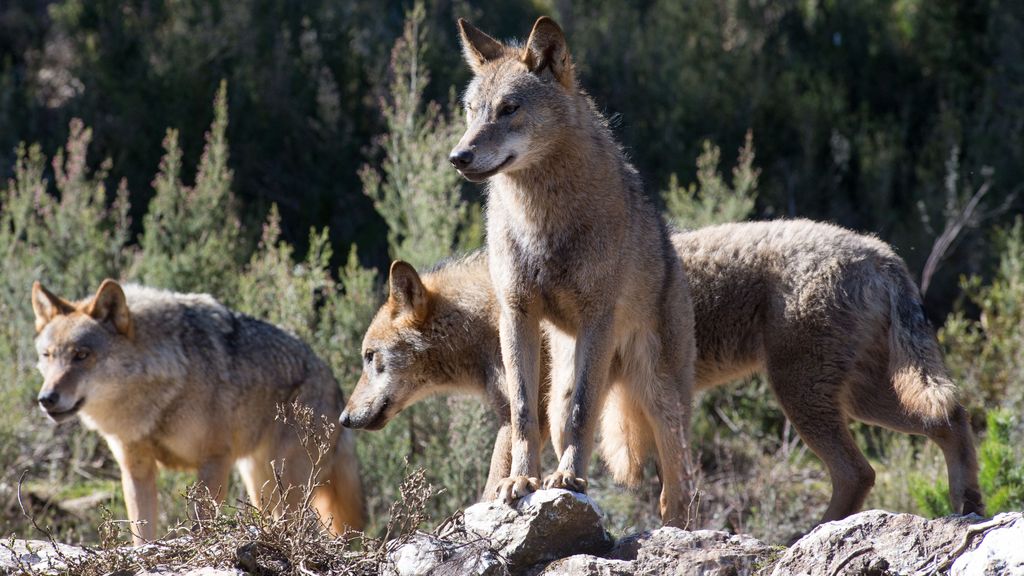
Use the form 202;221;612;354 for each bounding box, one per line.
2;0;1022;318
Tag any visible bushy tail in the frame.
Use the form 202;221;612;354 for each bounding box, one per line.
314;427;365;533
886;266;958;422
598;385;653;488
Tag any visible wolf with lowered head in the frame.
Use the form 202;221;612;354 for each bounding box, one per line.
448;16;697;526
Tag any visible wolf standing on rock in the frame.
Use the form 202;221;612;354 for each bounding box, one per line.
344;221;983;530
32;280;364;545
449;17;698;526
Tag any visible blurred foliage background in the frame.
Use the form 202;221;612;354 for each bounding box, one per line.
1;0;1022;545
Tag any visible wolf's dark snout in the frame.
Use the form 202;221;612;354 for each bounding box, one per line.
449;149;474;169
339;410;352;428
37;390;60;409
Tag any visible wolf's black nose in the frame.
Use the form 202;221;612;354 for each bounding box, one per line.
339;410;352;428
38;391;60;409
449;149;474;169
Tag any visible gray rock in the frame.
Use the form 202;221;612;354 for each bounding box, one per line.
8;507;1024;575
534;555;634;575
386;532;508;576
0;538;89;574
536;527;776;576
463;489;614;570
770;509;1022;576
135;565;244;569
952;513;1024;576
0;538;244;576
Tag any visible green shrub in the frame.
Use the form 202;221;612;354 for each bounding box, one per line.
4;2;1024;549
909;472;953;518
134;81;247;296
322;247;382;388
0;122;131;297
236;205;336;343
663;130;759;229
941;218;1024;412
0;119;132;542
978;410;1024;513
910;409;1024;517
352;0;493;529
359;1;468;268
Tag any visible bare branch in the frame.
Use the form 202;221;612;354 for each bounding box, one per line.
921;174;992;296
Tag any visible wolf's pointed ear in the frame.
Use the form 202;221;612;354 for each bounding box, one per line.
85;279;133;338
522;16;574;89
31;281;75;333
389;261;429;323
458;18;505;73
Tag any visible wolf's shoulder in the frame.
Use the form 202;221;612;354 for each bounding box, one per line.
121;284;229;316
121;285;307;356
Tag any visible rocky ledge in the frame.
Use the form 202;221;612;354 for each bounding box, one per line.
3;490;1022;575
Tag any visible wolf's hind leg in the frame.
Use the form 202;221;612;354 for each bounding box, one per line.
237;453;281;514
546;327;577;458
929;405;984;515
238;440;308;519
277;442;317;513
315;427;365;532
599;382;654;488
637;380;693;528
848;377;983;515
629;322;695;528
768;363;875;524
194;456;232;520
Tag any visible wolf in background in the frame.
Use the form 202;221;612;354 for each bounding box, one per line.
448;16;698;526
32;279;364;544
342;220;983;528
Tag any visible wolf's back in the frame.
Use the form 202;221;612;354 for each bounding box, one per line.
124;284;326;395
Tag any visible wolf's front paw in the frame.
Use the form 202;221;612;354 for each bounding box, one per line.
494;475;540;504
542;470;588;493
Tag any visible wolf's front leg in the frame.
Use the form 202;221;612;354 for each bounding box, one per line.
544;312;616;493
494;307;542;503
112;441;158;545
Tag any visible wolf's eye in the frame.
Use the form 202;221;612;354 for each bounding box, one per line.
73;349;90;362
40;351;52;360
498;103;519;117
363;350;375;365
